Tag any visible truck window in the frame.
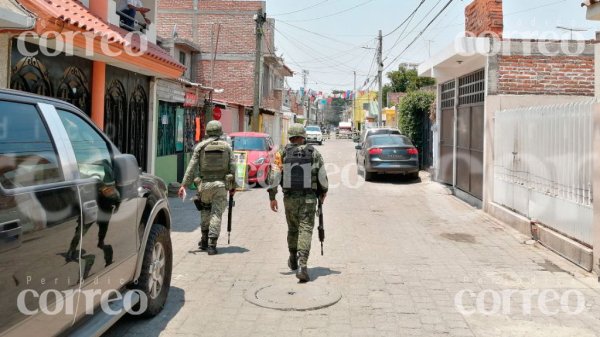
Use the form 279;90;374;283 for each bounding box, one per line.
0;101;63;188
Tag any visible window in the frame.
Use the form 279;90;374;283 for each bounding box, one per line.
370;136;412;146
0;101;63;188
232;137;268;151
179;51;186;66
56;110;113;182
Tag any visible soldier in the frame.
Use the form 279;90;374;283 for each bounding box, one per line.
178;120;236;255
268;123;328;282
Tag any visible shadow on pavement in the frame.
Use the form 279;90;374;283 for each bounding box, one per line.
103;287;186;337
218;246;250;254
309;267;341;281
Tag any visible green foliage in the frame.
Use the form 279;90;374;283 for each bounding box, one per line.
387;66;435;93
398;90;435;149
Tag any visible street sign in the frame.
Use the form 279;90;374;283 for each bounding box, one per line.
213;106;222;120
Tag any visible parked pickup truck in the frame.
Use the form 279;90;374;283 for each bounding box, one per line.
0;89;173;337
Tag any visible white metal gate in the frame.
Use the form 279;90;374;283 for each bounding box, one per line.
493;100;595;245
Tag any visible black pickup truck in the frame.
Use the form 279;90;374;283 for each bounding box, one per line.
0;89;173;336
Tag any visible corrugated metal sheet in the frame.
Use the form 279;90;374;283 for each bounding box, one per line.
494;100;595;245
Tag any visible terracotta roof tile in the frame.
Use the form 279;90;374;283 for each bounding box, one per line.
17;0;185;71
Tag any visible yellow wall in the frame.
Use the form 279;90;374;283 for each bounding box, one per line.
353;91;378;126
384;107;397;127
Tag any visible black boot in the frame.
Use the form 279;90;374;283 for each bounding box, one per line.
296;266;310;283
207;238;218;255
288;250;298;270
198;230;209;250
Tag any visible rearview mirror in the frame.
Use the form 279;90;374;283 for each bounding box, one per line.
113;154;140;186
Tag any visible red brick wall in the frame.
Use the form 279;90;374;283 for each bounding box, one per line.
198;59;255;105
497;55;595;96
158;0;279;108
465;0;503;38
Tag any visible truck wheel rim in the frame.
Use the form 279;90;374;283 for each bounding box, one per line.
149;242;165;299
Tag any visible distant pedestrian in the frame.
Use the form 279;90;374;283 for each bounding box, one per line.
179;121;236;255
268;123;328;282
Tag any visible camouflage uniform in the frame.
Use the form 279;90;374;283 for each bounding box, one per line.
268;124;328;281
182;121;235;254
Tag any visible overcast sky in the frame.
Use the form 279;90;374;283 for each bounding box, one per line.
265;0;598;93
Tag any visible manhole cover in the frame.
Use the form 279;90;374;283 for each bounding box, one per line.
244;283;342;311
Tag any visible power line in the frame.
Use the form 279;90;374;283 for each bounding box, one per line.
385;0;455;72
385;0;443;55
282;0;377;23
271;0;331;16
277;20;373;47
383;0;427;37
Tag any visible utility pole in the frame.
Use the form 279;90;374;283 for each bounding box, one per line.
352;71;356;125
303;70;309;124
377;29;383;127
252;8;266;132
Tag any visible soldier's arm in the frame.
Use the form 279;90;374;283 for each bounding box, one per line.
267;150;284;201
228;146;238;190
181;143;201;187
315;151;329;196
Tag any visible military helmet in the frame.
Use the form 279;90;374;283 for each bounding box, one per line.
288;123;307;139
206;120;223;137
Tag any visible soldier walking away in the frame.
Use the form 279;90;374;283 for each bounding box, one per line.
268;123;329;282
179;121;236;255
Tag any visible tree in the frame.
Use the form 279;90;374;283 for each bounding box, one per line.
398;90;435;162
383;66;435;106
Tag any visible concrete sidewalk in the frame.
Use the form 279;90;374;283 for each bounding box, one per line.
106;139;600;337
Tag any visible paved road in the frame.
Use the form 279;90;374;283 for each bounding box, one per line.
106;139;600;337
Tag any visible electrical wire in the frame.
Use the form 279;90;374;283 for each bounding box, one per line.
277;20;373;47
271;0;331;16
384;0;455;72
383;0;427;37
283;0;377;23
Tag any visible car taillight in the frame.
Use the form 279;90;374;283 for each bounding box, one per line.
407;148;419;155
369;148;383;155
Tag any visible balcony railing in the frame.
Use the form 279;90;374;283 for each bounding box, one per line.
116;10;148;33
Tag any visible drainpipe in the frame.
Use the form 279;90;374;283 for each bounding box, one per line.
89;1;108;130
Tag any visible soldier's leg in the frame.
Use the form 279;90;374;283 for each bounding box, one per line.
198;190;212;250
283;196;300;270
296;198;317;282
207;188;227;255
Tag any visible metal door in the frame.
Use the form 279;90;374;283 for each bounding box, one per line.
439;80;455;185
456;70;485;199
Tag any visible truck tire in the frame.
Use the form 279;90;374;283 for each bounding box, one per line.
133;223;172;318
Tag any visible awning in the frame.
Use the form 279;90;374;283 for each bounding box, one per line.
418;37;490;83
0;0;35;29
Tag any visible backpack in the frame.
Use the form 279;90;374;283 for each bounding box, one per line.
199;139;230;181
282;145;315;191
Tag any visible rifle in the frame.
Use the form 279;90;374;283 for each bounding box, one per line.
318;198;324;256
227;193;235;244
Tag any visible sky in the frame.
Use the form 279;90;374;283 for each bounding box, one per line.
265;0;599;93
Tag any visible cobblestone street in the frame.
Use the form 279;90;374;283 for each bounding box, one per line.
106;139;600;337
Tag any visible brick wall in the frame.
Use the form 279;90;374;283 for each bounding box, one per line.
497;55;595;96
158;0;282;109
465;0;503;38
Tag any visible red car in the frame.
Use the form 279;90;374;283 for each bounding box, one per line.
230;132;276;186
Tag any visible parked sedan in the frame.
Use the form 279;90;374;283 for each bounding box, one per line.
230;132;275;185
356;134;419;181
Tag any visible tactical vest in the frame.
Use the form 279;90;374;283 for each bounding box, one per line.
199;140;229;181
282;145;315;191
